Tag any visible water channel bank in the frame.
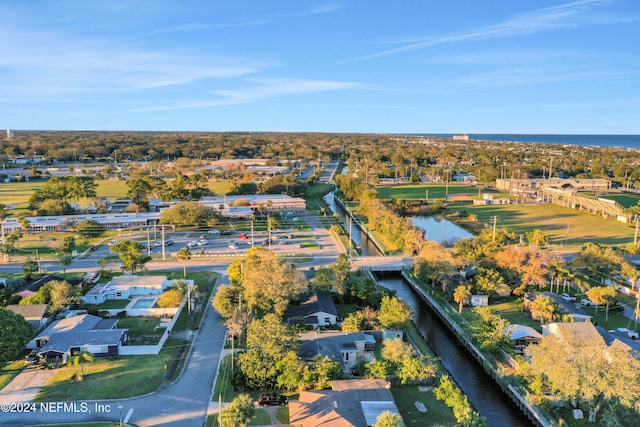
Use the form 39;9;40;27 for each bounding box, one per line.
324;191;550;426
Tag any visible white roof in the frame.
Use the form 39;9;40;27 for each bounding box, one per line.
507;324;543;340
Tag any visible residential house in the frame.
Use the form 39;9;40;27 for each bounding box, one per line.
285;293;338;328
542;322;606;346
6;304;50;331
506;324;543;354
82;275;178;304
298;331;376;372
30;314;128;363
289;379;404;427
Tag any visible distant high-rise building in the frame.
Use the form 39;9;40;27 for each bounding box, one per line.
6;130;14;139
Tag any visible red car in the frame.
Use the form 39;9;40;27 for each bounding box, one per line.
238;233;248;239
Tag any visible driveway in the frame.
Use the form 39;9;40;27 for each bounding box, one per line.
0;367;57;403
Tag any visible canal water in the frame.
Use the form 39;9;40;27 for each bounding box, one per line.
378;276;532;427
410;215;473;246
323;191;532;426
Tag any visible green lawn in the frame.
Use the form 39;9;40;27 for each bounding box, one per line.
305;183;333;211
452;202;636;247
35;338;184;401
584;192;640;209
391;386;456;426
0;180;46;209
376;183;480;200
0;359;25;390
89;299;129;309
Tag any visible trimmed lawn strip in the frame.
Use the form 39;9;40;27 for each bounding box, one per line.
35;339;183;401
206;407;273;427
0;359;25;390
89;299;129;309
249;408;272;426
275;406;289;424
305;183;333;212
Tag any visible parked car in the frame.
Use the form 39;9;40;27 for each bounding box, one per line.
258;394;288;406
580;298;595;306
616;327;639;339
164;240;174;246
228;242;238;249
152;241;163;247
238;233;248;239
197;239;208;246
220;230;235;235
560;293;577;302
207;229;221;235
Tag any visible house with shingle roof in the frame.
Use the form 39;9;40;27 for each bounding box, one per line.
284;293;338;328
298;330;376;372
30;314;128;363
289;379;404;427
6;304;50;331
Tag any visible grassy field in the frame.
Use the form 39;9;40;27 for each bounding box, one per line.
376;183;482;200
596;192;640;208
452;202;636;247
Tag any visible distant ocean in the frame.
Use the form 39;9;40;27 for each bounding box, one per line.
416;134;640;149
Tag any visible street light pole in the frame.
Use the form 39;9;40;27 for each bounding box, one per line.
118;405;123;427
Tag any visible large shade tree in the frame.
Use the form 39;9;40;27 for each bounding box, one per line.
109;240;152;273
526;328;640;423
236;247;307;316
0;308;35;363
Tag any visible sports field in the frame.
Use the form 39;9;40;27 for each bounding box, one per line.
595;193;640;209
375;183;484;200
456;202;635;247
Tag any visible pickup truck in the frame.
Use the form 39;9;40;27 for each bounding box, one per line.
560;293;577;302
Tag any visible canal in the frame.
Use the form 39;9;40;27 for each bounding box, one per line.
324;191;533;426
378;275;532;427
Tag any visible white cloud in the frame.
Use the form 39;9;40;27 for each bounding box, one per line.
336;0;615;64
127;78;362;112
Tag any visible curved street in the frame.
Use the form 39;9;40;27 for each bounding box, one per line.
0;212;343;426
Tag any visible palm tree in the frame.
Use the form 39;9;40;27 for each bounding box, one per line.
176;247;191;278
530;295;558;324
453;285;472;314
373;410;404;427
67;351;95;381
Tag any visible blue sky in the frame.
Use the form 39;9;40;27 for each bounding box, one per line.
1;0;639;133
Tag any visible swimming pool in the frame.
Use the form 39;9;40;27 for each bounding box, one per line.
131;298;156;309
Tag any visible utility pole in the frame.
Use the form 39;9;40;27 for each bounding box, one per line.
635;217;639;245
492;216;497;244
348;216;353;257
161;224;166;261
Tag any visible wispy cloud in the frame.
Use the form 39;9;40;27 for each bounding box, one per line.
451;65;639;88
299;3;344;16
0;26;265;98
148;20;270;35
127;78;362;112
336;0;614;64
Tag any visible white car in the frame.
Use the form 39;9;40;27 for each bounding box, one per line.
616;328;639;339
560;293;577;302
197;239;208;246
580;298;595;306
228;242;238;249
